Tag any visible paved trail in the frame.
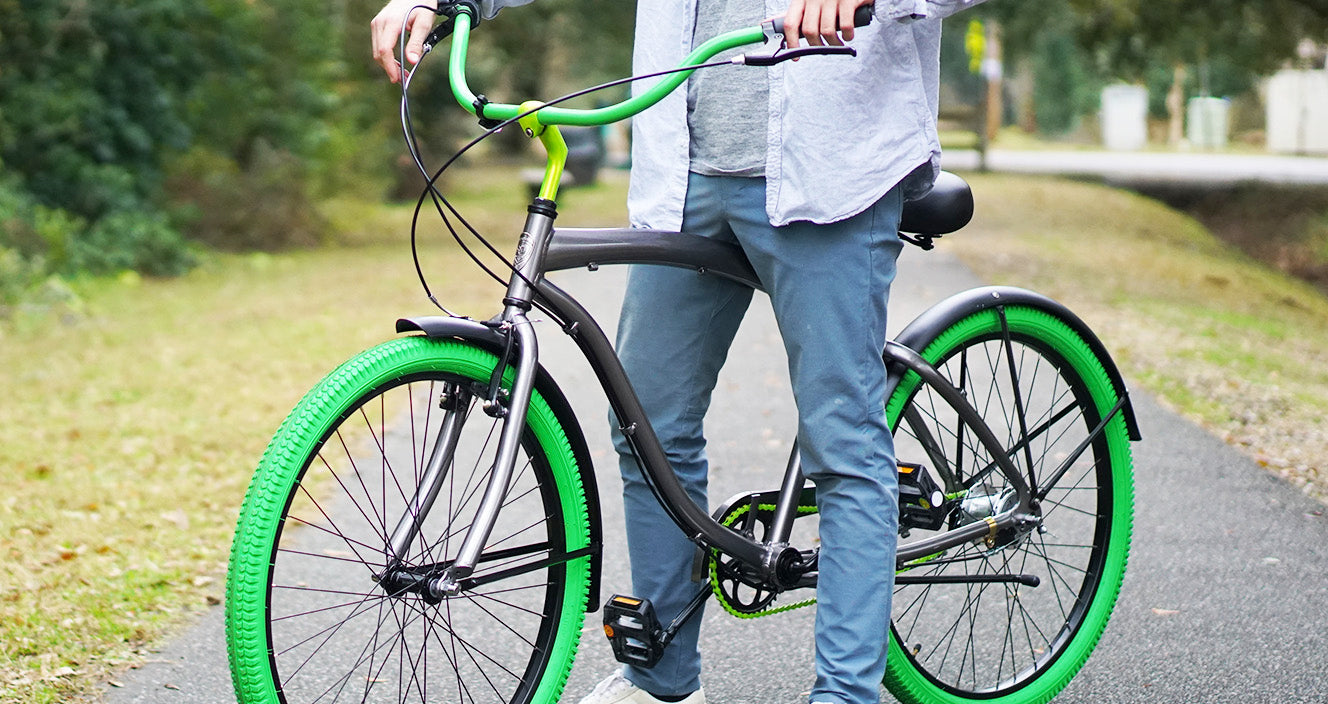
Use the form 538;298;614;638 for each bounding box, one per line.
942;149;1328;187
103;246;1328;703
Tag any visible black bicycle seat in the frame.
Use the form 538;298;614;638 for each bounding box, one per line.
900;171;973;236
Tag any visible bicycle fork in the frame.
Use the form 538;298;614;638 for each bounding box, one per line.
384;200;558;599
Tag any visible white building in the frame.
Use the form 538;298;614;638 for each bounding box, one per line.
1266;69;1328;155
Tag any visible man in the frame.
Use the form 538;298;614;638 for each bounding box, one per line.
371;1;988;703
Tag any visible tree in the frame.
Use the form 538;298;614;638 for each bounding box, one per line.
0;0;210;218
973;0;1328;137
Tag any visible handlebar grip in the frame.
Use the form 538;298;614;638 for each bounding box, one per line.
770;4;874;37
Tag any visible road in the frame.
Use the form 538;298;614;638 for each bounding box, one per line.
942;148;1328;188
102;245;1328;703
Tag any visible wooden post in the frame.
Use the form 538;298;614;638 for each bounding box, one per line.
983;21;1004;144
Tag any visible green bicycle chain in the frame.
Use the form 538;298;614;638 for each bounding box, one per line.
709;503;820;619
708;503;953;619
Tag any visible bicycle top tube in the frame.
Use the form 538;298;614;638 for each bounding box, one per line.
448;9;766;128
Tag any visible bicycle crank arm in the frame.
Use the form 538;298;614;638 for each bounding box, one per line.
895;573;1041;588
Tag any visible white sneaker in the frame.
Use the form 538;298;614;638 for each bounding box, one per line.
576;671;706;704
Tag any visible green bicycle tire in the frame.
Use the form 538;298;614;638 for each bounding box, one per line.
226;336;592;704
882;305;1134;704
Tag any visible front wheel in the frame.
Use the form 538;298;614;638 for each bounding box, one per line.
883;305;1134;703
226;336;593;704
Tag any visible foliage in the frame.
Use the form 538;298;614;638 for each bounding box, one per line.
0;0;357;298
165;146;326;252
66;210;196;277
0;0;207;220
976;0;1328;135
1031;25;1097;136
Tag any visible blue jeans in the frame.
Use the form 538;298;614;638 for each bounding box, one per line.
610;173;903;704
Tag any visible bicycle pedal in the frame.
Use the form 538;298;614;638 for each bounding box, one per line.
899;461;948;532
602;594;667;668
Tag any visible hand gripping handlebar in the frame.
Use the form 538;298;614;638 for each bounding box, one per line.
435;2;876;129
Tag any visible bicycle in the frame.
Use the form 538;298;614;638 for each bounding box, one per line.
225;4;1138;703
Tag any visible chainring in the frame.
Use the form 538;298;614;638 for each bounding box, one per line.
708;500;819;619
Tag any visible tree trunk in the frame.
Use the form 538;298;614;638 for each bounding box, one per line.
1167;63;1187;146
983;21;1004;142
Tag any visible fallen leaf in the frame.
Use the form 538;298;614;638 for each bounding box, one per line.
1151;608;1179;616
160;510;189;530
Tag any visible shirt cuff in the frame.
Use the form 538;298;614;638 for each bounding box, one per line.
876;0;929;22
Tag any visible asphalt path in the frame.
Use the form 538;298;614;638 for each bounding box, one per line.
102;245;1328;703
941;149;1328;188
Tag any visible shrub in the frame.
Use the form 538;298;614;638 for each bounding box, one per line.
66;210;196;277
0;245;42;315
1032;29;1096;136
165;143;326;252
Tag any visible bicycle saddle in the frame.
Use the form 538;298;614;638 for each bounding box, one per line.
900;170;973;236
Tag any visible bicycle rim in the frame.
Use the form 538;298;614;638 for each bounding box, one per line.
883;306;1133;704
227;337;591;704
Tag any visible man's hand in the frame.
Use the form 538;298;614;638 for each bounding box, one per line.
371;0;440;83
783;0;874;49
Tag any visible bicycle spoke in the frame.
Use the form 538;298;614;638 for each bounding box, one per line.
891;321;1126;699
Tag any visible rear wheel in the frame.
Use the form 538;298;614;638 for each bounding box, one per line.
883;305;1133;703
226;336;592;704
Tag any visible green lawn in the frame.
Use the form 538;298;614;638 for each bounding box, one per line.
941;173;1328;502
2;167;1325;701
0;166;626;702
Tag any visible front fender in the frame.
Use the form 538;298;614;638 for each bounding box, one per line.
886;287;1141;441
396;315;605;611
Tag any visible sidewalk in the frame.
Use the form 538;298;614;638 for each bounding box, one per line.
942;148;1328;187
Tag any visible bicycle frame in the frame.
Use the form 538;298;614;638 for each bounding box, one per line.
403;6;1139;597
407;222;1138;595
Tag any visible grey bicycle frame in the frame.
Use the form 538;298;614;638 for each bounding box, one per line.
404;211;1125;593
542;227;1053;572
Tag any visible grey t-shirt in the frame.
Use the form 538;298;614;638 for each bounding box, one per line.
686;0;767;177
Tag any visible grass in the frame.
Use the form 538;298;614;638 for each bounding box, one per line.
0;165;626;702
940;172;1328;502
3;165;1326;700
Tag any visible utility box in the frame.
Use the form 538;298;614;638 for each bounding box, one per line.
1100;84;1148;151
1266;69;1328;155
1187;97;1230;149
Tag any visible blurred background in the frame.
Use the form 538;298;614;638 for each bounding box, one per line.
1;0;1327;295
2;1;1327;701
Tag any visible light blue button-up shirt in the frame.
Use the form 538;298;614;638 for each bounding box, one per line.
482;0;989;228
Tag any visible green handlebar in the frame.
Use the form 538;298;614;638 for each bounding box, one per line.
448;10;767;127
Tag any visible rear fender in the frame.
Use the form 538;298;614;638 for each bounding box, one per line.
886;287;1141;441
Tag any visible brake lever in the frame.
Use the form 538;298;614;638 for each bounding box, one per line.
422;0;482;52
734;45;857;67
